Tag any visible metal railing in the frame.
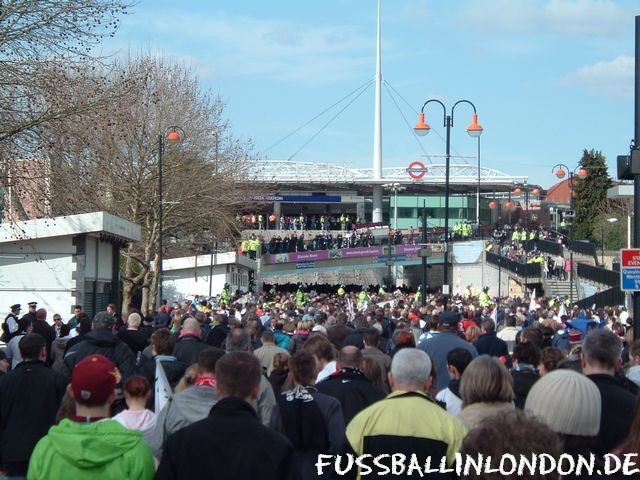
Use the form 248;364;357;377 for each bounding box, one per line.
575;287;625;309
522;238;564;256
569;240;598;263
577;263;620;287
486;251;543;279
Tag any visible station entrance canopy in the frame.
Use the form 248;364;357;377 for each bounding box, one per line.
246;160;524;195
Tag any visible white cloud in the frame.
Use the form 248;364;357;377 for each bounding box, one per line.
559;55;633;98
460;0;631;37
116;9;374;86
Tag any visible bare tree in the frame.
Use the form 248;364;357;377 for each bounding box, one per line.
0;0;130;143
38;54;264;314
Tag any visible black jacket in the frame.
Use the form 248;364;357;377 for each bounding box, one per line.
510;365;540;409
155;397;298;480
63;329;135;380
32;320;56;363
136;355;186;391
473;331;509;358
0;360;67;476
588;373;636;455
117;328;150;355
316;368;386;424
173;334;208;367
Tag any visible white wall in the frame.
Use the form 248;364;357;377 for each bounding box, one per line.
0;236;77;322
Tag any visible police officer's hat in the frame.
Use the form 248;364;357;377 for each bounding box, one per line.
27;301;37;308
10;304;20;312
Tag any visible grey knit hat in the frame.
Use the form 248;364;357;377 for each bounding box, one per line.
524;369;601;437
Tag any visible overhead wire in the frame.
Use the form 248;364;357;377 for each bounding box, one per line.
264;78;374;155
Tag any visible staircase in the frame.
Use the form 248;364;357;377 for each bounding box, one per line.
543;277;579;301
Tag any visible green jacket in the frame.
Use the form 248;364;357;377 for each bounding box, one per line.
27;419;155;480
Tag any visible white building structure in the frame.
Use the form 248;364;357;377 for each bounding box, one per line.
0;212;140;321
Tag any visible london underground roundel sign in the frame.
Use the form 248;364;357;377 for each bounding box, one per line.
406;160;427;180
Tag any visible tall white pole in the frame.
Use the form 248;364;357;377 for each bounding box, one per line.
372;0;383;222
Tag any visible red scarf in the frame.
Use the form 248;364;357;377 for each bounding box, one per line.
194;376;215;388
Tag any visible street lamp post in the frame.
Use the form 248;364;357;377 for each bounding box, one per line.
512;182;541;234
157;126;185;308
414;100;483;292
551;163;588;305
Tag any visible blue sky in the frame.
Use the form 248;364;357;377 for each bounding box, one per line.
101;0;638;189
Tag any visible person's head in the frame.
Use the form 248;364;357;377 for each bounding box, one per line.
520;326;544;348
459;410;562;480
629;339;640;364
538;347;565;376
127;312;142;329
261;330;275;344
581;329;623;375
92;311;115;330
122;375;151;404
393;330;416;350
363;328;380;348
225;328;252;352
446;347;473;380
215;351;261;403
524;369;601;442
0;350;8;373
303;334;335;368
69;354;119;408
17;316;32;334
289;351;317;386
197;347;226;377
77;313;92;334
106;303;116;315
18;333;47;361
505;315;517;328
388;348;432;393
53;314;62;325
337;346;362;369
151;328;175;356
360;356;386;391
271;352;290;373
182;318;201;336
481;319;495;333
59;324;71;338
513;341;541;366
438;311;459;332
28;302;37;313
36;308;47;321
465;325;481;343
10;304;21;315
460;355;514;407
73;305;82;316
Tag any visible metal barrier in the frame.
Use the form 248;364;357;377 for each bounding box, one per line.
575;287;625;309
486;251;543;279
577;263;620;287
569;240;598;263
522;238;564;256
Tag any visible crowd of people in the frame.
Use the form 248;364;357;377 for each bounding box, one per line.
0;286;639;478
240;213;357;232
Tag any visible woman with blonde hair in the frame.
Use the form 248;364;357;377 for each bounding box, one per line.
465;325;481;344
459;355;515;429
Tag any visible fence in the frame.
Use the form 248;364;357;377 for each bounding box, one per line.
576;264;620;287
569;240;598;263
522;238;564;256
575;287;625;309
486;251;543;279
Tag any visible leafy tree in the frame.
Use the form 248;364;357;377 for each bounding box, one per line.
571;149;611;241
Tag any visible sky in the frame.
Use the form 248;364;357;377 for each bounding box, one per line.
100;0;639;190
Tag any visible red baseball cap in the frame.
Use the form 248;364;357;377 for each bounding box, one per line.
71;355;120;404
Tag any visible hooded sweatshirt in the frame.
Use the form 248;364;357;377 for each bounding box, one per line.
27;419;155;480
149;385;218;459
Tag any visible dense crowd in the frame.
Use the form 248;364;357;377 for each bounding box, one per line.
0;287;639;479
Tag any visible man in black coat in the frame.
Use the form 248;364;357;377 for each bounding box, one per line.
582;329;636;455
473;318;509;359
0;333;67;477
316;346;386;424
173;318;208;367
31;308;56;364
63;312;135;381
116;312;149;356
155;351;298;480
